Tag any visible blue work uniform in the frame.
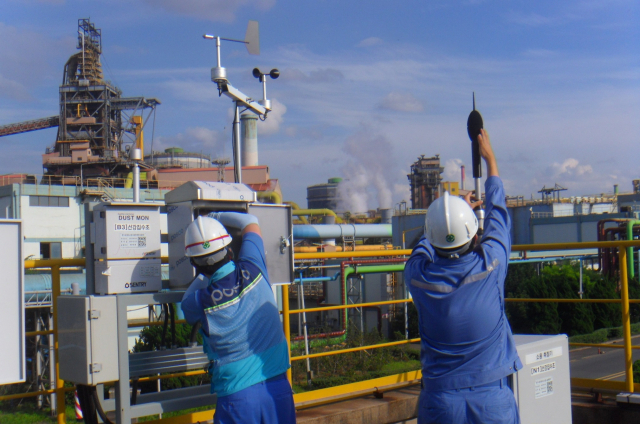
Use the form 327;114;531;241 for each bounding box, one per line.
404;176;523;424
182;232;296;424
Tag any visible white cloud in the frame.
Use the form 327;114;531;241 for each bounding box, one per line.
357;37;383;48
281;68;345;83
0;74;32;101
257;98;286;136
505;11;563;27
548;158;593;178
393;183;411;204
337;128;396;212
378;92;424;112
0;23;72;86
152;126;226;156
143;0;276;23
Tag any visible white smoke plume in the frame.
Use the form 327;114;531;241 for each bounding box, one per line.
337;129;394;213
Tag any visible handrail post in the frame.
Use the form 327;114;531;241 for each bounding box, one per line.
282;284;292;383
618;248;634;392
51;265;66;423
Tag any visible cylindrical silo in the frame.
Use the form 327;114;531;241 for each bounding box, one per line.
241;113;258;166
380;208;392;224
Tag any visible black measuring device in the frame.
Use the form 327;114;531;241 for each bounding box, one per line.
466;92;485;232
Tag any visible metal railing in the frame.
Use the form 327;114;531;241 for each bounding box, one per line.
3;240;640;424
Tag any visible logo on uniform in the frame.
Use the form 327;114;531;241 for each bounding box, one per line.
446;234;455;243
203;241;210;249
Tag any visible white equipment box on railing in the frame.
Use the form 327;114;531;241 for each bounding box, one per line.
513;334;572;424
0;220;25;385
58;295;118;385
165;181;293;289
92;203;162;294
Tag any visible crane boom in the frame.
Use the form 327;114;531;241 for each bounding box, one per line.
0;116;60;138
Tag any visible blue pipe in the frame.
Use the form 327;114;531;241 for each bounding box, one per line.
509;255;597;265
293;224;392;240
292;276;340;284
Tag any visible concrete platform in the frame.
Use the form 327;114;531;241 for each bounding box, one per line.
296;388;640;424
296;385;420;424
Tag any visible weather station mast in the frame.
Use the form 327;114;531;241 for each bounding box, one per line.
203;21;279;184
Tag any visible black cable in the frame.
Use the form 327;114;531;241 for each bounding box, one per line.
190;321;202;345
169;303;176;348
161;303;169;349
131;378;139;406
76;385;98;424
91;385;114;424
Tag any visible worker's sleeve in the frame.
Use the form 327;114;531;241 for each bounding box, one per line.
410;235;436;263
181;275;209;325
404;235;435;289
481;176;511;262
238;232;269;281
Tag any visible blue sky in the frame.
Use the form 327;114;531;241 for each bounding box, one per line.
0;0;638;212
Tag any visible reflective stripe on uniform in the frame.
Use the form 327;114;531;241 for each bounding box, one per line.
411;258;500;294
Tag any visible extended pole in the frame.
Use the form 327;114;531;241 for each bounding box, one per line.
467;92;485;231
233;103;242;183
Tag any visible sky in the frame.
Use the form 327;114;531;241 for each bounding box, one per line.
0;0;638;212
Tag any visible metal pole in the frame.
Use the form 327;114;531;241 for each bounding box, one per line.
216;36;221;68
617;248;634;392
297;289;302;337
299;272;312;386
282;284;292;383
133;162;140;203
233;103;242;183
579;258;583;299
52;265;66;424
48;312;55;413
359;278;364;333
36;314;43;408
262;75;267;100
404;282;409;340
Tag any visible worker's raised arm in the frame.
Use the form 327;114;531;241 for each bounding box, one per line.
478;129;499;178
208;212;261;236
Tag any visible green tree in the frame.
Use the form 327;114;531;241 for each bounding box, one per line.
131;309;208;393
541;264;594;336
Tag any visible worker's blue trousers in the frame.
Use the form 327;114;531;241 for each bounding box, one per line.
418;378;520;424
213;373;296;424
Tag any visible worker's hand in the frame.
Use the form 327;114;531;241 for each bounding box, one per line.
477;129;499;177
464;191;483;210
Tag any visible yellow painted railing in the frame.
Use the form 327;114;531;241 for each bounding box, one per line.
5;240;640;423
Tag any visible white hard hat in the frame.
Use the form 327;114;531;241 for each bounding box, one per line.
184;216;232;258
425;191;478;253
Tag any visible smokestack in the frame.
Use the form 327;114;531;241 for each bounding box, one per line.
240;113;258;166
461;165;466;191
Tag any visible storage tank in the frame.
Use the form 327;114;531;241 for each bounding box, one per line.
307;177;342;211
144;148;211;169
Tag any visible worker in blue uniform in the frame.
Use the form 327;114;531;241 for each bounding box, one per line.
181;212;296;424
404;128;522;424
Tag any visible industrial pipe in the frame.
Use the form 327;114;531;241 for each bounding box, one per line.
284;202;308;224
340;260;407;331
294;245;393;253
626;220;640;279
293;224;392;240
292;209;342;223
257;190;282;205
